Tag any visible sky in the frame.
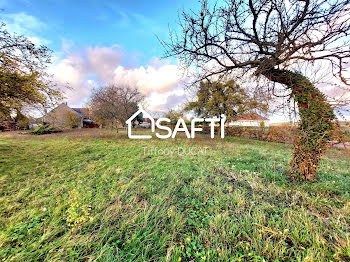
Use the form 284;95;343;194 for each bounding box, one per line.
1;0;349;121
0;0;202;114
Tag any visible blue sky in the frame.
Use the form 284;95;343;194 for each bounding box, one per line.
0;0;204;112
1;0;199;66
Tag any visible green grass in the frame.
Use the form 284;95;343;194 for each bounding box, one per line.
0;129;349;261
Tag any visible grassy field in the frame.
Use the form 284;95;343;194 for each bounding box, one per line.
0;129;349;261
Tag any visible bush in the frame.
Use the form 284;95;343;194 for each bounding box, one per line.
266;126;296;143
225;126;267;140
15;111;29;129
202;125;220;135
225;125;297;143
65;111;81;128
31;122;62;135
341;124;350;142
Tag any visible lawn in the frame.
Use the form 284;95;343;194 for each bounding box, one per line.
0;129;349;261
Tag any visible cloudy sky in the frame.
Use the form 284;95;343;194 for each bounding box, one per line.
1;0;349;121
1;0;201;112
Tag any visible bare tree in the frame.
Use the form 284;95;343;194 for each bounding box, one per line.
162;0;350;181
89;84;144;129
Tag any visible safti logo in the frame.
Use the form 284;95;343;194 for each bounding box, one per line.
126;108;226;139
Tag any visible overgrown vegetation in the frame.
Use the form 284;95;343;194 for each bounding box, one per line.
184;79;267;121
0;129;349;261
162;0;350;181
265;70;336;181
30;122;62;135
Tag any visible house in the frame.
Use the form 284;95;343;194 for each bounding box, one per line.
70;107;99;128
229;113;269;127
40;103;98;129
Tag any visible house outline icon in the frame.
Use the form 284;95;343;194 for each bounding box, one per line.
125;108;155;139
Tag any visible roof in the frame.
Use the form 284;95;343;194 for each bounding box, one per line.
38;104;89;121
237;113;269;121
71;108;90;118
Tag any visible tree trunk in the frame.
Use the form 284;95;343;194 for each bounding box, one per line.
262;69;335;181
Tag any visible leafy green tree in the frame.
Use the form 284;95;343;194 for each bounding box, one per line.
14;110;29;129
165;109;184;125
0;23;61;118
65;111;81;128
185;80;267;121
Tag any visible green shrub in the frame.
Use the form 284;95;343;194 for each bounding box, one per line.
30;122;62;135
14;111;29;129
65;111;81;128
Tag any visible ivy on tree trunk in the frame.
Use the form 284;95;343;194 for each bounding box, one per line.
162;0;349;181
263;69;335;181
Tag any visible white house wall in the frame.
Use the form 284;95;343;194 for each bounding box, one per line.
229;120;270;127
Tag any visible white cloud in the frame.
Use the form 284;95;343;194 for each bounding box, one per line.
113;64;182;94
87;46;123;82
61;38;76;54
52;55;87;86
3;12;45;32
50;45;186;110
49;44;350;119
2;12;50;45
